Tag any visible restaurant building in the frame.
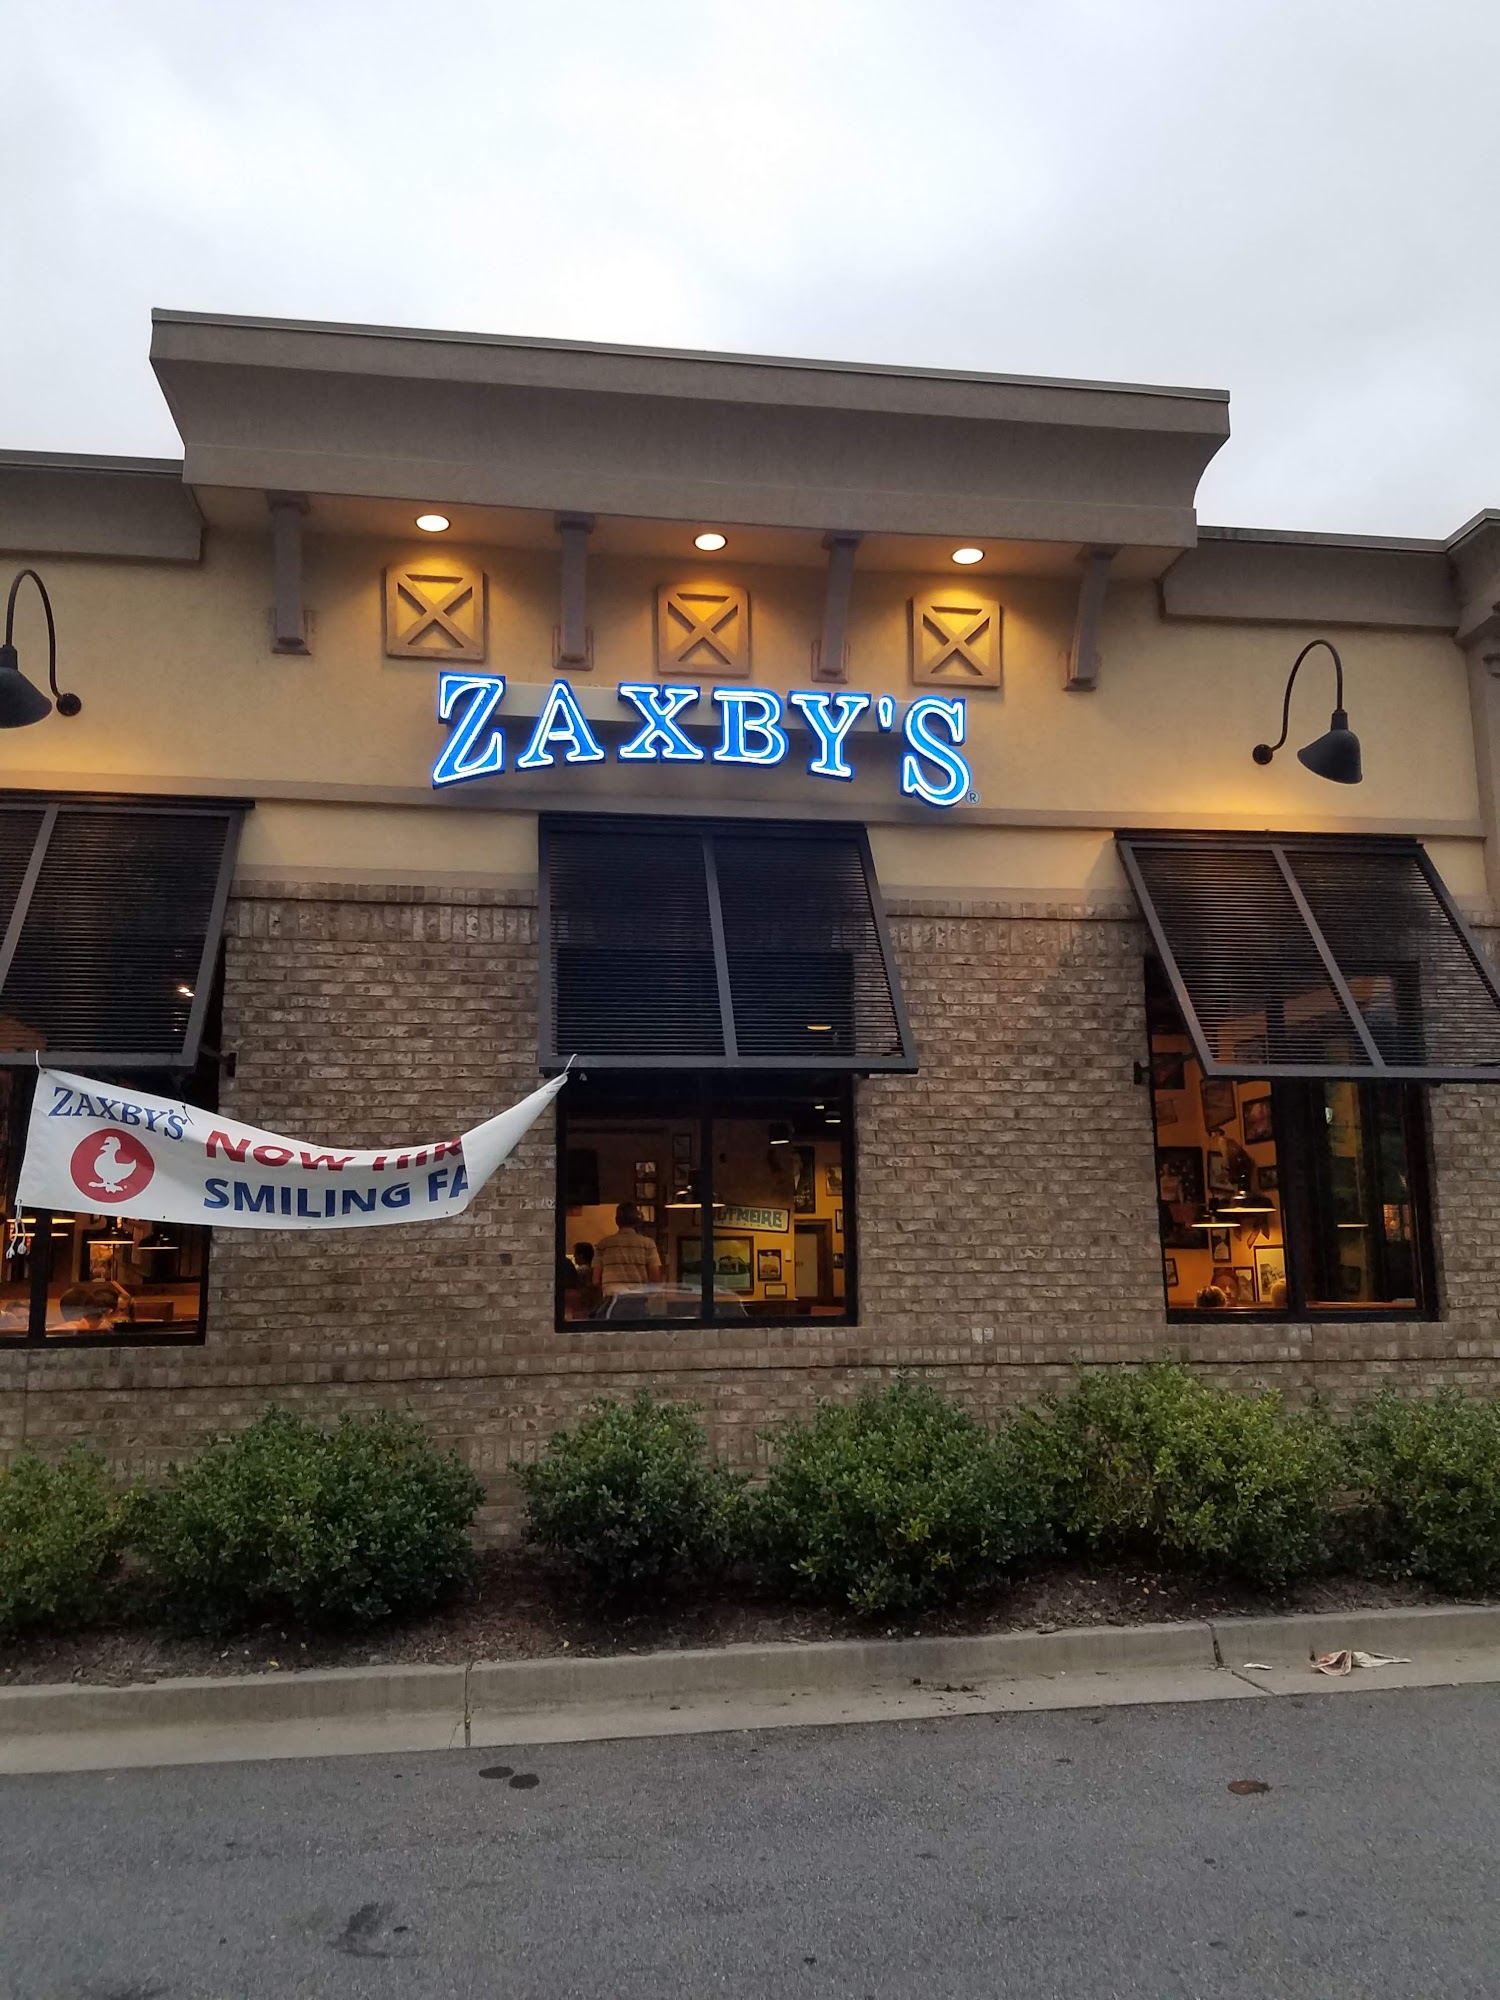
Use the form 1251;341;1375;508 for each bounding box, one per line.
3;309;1500;1529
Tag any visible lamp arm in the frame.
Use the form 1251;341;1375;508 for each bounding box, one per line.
4;568;79;714
1257;639;1344;756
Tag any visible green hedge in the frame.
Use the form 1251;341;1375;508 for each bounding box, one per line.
133;1407;484;1632
1015;1365;1345;1586
1350;1390;1500;1594
0;1448;130;1636
515;1393;748;1597
11;1376;1500;1639
753;1380;1050;1615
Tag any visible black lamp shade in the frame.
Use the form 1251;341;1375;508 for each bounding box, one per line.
0;643;53;728
1297;707;1363;785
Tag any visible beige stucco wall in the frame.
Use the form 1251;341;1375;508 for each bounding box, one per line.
5;528;1485;903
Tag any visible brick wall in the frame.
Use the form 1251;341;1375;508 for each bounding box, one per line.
5;880;1499;1534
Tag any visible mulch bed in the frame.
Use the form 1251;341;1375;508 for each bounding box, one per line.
0;1555;1449;1689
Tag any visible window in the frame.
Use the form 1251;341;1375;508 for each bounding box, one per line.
0;1069;212;1345
1147;964;1433;1316
557;1072;854;1327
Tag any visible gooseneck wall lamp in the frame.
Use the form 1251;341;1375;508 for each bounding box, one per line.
0;569;82;728
1252;638;1362;784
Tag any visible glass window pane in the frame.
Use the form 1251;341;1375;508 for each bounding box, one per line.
1302;1082;1421;1309
709;1088;846;1321
559;1073;853;1327
1149;969;1287;1314
43;1214;207;1338
560;1077;683;1322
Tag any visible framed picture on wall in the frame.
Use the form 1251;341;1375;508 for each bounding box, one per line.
1254;1246;1286;1303
1200;1076;1238;1133
832;1253;844;1270
634;1159;656;1177
1154;1093;1180;1128
826;1166;843;1195
834;1208;844;1235
1257;1163;1279;1191
756;1248;783;1282
635;1179;656;1202
1229;1266;1256;1306
1163;1257;1179;1288
636;1204;655;1224
763;1282;788;1299
672;1133;693;1163
1206;1148;1233;1196
1156;1147;1204;1207
1242;1096;1274;1144
677;1236;754;1293
1209;1227;1232;1264
792;1147;817;1214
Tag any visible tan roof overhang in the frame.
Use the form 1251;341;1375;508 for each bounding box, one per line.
149;309;1230;552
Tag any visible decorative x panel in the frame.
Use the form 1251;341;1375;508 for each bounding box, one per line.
655;583;752;677
909;590;1002;687
383;563;489;662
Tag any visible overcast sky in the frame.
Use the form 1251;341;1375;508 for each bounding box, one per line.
5;0;1497;536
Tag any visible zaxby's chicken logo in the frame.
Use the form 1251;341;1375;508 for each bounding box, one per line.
69;1128;156;1204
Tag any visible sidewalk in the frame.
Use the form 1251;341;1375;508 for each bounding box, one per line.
4;1604;1499;1776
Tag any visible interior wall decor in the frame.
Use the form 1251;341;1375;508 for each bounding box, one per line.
655;582;751;677
908;588;1002;687
382;562;488;662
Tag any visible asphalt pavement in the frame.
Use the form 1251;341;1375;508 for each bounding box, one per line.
2;1684;1497;1999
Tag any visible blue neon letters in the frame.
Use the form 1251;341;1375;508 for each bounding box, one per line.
515;678;606;769
617;683;705;761
786;691;870;781
432;676;972;807
432;674;506;787
712;688;788;766
900;695;971;808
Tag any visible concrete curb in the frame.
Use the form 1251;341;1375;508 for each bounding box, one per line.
0;1663;466;1739
3;1604;1498;1746
466;1621;1211;1720
1208;1603;1500;1665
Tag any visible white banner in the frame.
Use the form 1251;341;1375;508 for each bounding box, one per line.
16;1068;567;1229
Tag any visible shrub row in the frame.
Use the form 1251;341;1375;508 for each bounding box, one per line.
0;1408;482;1638
519;1373;1500;1613
7;1373;1500;1638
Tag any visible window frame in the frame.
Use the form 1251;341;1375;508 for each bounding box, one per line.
554;1070;859;1331
1156;1072;1438;1325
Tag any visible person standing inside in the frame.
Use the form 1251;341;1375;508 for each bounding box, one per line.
594;1204;663;1297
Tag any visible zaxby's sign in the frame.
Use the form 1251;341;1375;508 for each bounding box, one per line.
431;676;975;809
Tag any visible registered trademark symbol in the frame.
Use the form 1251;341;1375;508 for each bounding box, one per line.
967;789;981;805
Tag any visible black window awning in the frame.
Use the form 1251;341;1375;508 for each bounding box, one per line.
539;817;916;1070
0;799;243;1068
1118;832;1500;1081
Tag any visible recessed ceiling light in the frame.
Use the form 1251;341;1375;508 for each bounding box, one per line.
694;531;727;551
176;984;195;998
951;546;984;565
416;513;451;533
